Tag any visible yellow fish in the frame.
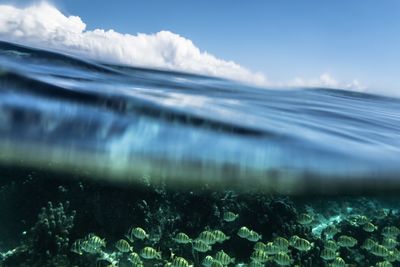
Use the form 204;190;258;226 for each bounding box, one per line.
363;222;377;233
173;232;192;244
198;231;217;245
273;252;292;266
223;211;239;222
115;239;131;253
292;238;313;251
140;246;161;259
246;230;262;242
171;256;192;267
127;227;149;241
274;237;289;250
237;226;251;238
297;213;313;225
251;249;269;263
337;235;357;248
370;244;389;257
215;250;235;265
192;239;211;252
320;248;338;261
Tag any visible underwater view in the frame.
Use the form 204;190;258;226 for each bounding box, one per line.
1;1;400;267
1;40;400;267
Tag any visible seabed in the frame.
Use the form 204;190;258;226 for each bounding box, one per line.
0;166;399;267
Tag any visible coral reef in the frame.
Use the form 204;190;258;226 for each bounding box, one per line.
28;201;75;265
1;200;75;267
1;167;400;266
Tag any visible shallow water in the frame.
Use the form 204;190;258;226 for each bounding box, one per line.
1;40;400;193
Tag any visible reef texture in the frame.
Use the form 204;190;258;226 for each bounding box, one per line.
0;167;400;267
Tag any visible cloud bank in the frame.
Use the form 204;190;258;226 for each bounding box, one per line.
0;2;364;90
0;2;268;85
288;73;365;91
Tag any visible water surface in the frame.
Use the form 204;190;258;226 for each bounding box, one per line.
1;40;400;193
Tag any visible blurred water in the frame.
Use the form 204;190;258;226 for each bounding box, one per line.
1;40;400;193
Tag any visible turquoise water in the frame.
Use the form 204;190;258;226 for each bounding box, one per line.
1;40;400;193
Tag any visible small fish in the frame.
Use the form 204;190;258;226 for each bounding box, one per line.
370;244;390;257
292;238;313;251
375;261;393;267
237;226;251;238
355;215;369;225
140;246;161;259
274;237;289;250
323;225;339;238
384;251;398;263
273;252;292;266
382;226;400;238
391;248;400;258
297;213;313;225
213;230;230;243
346;214;369;226
201;255;214;267
363;222;377;232
128;227;149;241
246;230;262;242
173;232;192;244
329;257;346;267
128;252;142;264
337;235;357;248
324;240;339;251
87;234;106;249
223;211;239;222
70;239;84;255
250;249;269;263
215;250;235;265
265;242;279;255
320;248;338;261
253;242;266;251
361;238;377;250
192;239;212;252
81;240;101;254
172;256;192;267
198;231;217;245
115;239;131;253
382;238;398;249
289;235;301;246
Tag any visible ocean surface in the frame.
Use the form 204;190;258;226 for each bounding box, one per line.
1;40;400;193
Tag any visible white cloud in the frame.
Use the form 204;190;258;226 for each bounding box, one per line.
0;2;365;91
0;2;268;85
289;73;366;91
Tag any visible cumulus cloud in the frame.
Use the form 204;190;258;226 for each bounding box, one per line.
0;2;365;90
0;2;268;85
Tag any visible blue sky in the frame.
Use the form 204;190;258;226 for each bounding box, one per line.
4;0;400;91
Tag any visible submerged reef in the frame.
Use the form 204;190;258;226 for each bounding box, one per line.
0;166;400;266
0;200;75;267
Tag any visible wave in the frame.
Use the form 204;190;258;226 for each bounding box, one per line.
1;40;400;193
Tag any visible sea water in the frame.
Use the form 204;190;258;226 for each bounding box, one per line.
1;41;400;266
